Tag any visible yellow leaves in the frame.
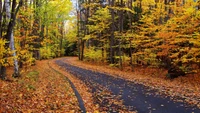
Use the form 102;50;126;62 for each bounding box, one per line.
83;35;92;41
142;0;155;6
17;49;35;67
48;0;72;19
109;6;135;14
84;47;103;62
88;8;111;34
93;110;100;113
184;7;195;15
0;39;15;66
0;39;7;58
41;39;53;46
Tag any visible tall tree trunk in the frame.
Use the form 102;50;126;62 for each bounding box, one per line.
76;0;81;60
4;0;22;77
129;40;133;71
0;0;2;37
32;0;41;59
10;31;19;77
59;22;64;57
119;39;122;70
0;0;11;79
80;39;84;61
128;0;132;28
109;0;115;64
78;39;81;60
0;0;5;79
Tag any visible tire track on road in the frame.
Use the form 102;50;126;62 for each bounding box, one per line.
48;61;86;113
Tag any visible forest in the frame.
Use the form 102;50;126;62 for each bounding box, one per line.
0;0;199;79
0;0;200;112
76;0;200;78
0;0;73;79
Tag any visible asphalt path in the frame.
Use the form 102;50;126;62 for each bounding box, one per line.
55;59;200;113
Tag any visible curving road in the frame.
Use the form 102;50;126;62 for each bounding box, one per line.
55;59;200;113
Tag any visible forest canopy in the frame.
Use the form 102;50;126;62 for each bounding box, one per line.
0;0;199;79
0;0;73;78
76;0;200;78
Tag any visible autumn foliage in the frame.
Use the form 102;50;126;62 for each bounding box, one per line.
76;0;200;78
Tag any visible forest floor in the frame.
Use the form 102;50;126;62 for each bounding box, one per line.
0;60;80;113
1;57;200;112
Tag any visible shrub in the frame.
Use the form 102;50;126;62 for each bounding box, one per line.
84;47;103;62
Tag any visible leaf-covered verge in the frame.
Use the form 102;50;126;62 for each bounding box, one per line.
62;57;200;109
0;60;80;112
49;60;100;113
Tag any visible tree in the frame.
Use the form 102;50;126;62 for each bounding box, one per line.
0;0;22;79
75;0;200;78
0;0;73;79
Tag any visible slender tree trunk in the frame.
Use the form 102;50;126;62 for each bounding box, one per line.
129;40;133;71
80;39;84;61
0;0;11;79
85;0;90;48
78;39;81;60
0;0;5;79
0;0;2;37
76;0;81;60
32;0;41;59
60;26;63;57
119;0;124;69
4;0;22;77
10;31;19;77
128;0;132;28
109;0;115;64
119;39;122;70
58;22;64;57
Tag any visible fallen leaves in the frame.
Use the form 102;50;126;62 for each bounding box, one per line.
93;89;131;112
50;60;100;113
0;60;80;112
62;57;200;109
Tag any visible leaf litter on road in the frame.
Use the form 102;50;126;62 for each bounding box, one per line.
62;57;200;109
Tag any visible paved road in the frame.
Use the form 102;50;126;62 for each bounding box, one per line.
56;59;200;113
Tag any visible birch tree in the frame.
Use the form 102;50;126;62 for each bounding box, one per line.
3;0;22;77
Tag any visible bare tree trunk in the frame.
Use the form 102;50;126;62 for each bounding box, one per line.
10;31;19;77
0;0;11;79
80;39;84;61
76;0;81;60
119;39;122;70
0;1;3;77
0;0;6;79
109;0;115;64
0;0;2;37
78;39;81;60
129;40;133;71
118;0;123;70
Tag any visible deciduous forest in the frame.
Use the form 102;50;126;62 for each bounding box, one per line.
0;0;200;112
76;0;200;78
0;0;72;78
